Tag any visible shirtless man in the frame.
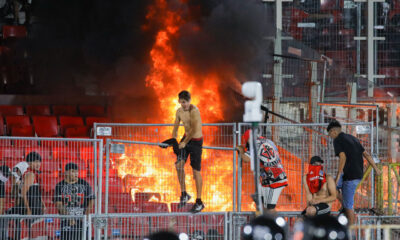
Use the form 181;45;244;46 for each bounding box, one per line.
172;90;204;213
302;156;337;216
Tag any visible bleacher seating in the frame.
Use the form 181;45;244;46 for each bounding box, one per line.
5;115;31;135
32;116;59;137
0;105;24;116
79;105;105;116
52;105;78;116
26;105;51;116
59;116;88;137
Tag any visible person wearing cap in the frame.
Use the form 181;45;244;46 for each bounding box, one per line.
327;120;382;225
302;156;336;217
236;129;288;214
54;162;95;240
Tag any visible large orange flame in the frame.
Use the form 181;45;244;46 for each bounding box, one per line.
114;0;235;212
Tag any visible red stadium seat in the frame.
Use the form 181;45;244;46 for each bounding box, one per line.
0;146;25;160
6;115;31;135
64;126;89;138
79;105;105;116
52;105;78;116
2;25;27;39
170;202;195;213
59;116;84;134
85;117;109;128
106;177;124;193
141;202;169;213
26;105;51;116
32;116;59;137
11;125;34;137
0;105;24;116
53;146;80;161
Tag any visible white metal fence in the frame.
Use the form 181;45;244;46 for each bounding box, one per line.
90;212;228;240
0;137;103;217
0;214;87;240
238;122;374;212
354;215;400;240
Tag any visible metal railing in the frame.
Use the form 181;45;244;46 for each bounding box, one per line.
0;214;87;240
237;122;374;212
0;136;103;215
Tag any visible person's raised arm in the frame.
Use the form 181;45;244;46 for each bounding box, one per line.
335;152;346;185
21;173;34;215
172;110;180;139
363;151;382;175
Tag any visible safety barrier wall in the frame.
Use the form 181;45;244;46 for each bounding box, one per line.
0;137;103;217
238;122;374;212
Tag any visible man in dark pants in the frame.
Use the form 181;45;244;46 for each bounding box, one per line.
54;163;95;240
327;120;382;225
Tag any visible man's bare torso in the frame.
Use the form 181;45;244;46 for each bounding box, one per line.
312;181;332;207
177;105;202;138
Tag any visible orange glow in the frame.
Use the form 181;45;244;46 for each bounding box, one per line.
113;0;236;212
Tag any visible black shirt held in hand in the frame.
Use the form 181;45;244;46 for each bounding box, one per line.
333;132;365;180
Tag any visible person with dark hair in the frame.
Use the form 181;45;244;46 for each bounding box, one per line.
302;156;336;217
327;120;382;225
170;90;205;213
236;129;288;214
54;162;95;240
21;151;43;216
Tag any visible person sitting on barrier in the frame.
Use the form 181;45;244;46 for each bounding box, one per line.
161;90;205;213
236;129;288;214
54;162;95;240
302;156;336;217
327;120;382;225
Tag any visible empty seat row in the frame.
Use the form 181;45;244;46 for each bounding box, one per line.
0;105;106;116
0;115;109;137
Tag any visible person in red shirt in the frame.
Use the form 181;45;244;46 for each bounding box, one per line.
302;156;336;216
236;129;288;214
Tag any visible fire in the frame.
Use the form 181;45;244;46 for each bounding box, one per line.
113;0;236;212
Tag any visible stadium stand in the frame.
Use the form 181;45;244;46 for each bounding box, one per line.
0;105;24;116
52;105;78;116
79;105;105;116
32;116;59;137
26;105;51;116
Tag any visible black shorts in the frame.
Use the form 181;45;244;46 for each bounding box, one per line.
314;203;331;215
177;137;203;171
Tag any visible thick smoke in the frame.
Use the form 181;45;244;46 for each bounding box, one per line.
180;0;274;84
29;0;274;121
